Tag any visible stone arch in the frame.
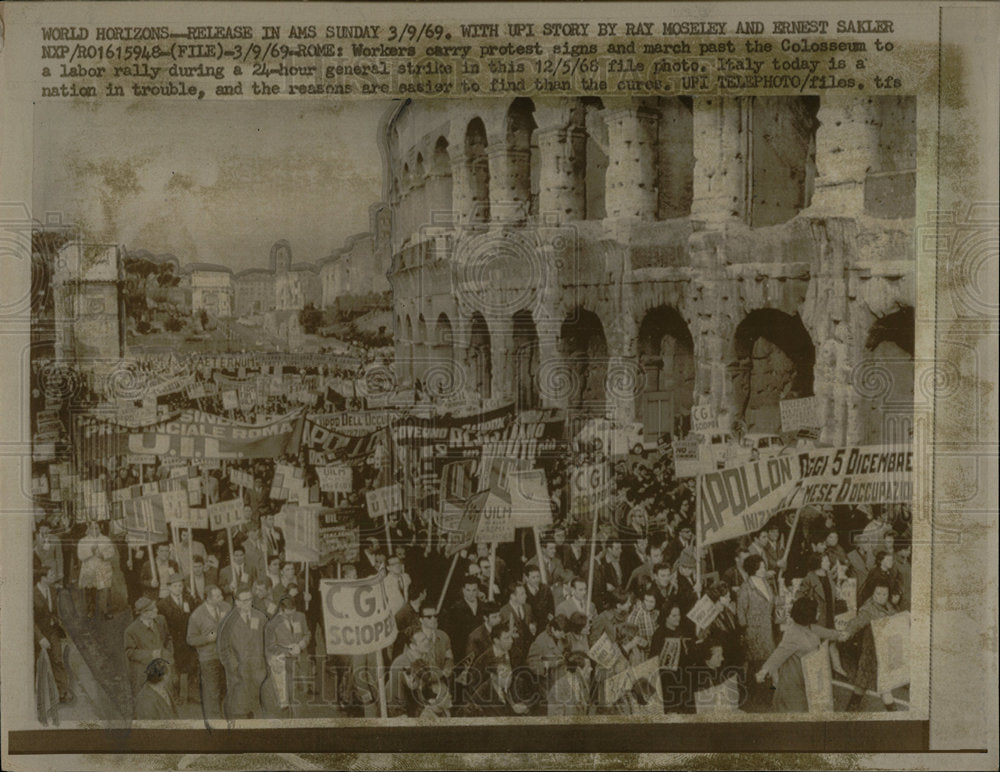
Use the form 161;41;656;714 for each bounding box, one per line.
559;308;609;414
512;309;540;410
860;306;914;444
465;117;490;224
637;305;695;439
732;309;815;432
468;312;492;401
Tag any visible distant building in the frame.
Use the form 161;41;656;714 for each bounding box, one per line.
185;263;233;318
234;268;274;317
271;240;320;311
319;203;392;308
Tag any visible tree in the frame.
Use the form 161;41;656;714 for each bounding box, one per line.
122;253;181;330
299;303;324;335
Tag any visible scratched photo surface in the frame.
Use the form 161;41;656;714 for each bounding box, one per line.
1;3;996;771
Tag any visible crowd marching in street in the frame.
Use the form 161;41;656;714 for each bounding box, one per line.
30;355;914;722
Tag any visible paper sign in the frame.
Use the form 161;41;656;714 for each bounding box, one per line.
366;484;403;519
208;499;248;531
872;611;910;693
780;396;820;433
508;469;553;529
801;640;834;712
691;403;718;433
317;464;353;494
588;633;627;672
687;595;724;630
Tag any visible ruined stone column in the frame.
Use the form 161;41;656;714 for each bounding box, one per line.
604;106;659;220
690;96;749;225
536;126;587;222
811;96;881;216
487;145;531;224
448;147;472;226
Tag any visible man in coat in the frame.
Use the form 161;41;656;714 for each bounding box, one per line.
219;546;256;600
263;594;311;715
33;564;73;704
157;573;197;704
186;584;230;719
124;596;174;695
499;581;536;667
217;588;272;718
133;658;178;721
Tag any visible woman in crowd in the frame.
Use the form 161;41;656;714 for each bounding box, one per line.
755;596;843;712
77;520;115;620
842;581;901;711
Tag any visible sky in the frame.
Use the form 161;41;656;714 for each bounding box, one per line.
33;99;392;272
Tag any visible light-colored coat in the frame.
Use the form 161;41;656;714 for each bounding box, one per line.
736;578;776;664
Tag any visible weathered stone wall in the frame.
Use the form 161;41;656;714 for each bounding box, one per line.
386;96;916;444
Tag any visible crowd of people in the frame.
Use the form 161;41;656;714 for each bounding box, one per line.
32;440;913;720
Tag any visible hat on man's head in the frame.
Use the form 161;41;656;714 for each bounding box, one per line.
134;596;155;613
675;547;697;570
167;573;185;586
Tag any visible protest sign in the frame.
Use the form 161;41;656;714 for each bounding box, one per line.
123;494;169;543
872;611;910;693
801;640;834;712
694;674;740;713
317;464;353;494
691;403;718;433
320;573;398;655
628;657;665;715
474;490;515;543
507;468;553;529
221;390;239;411
366;484;403;520
568;462;611;525
228;468;255;490
687;595;724;630
318;512;360;565
175;507;209;530
780;397;820;433
271;463;307;502
658;637;684;671
208;499;248;531
672;439;712;478
277;504;325;564
588;633;627;672
789;444;913;508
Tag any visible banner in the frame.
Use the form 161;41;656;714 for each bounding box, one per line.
780;396;820;432
699;456;799;547
320;572;398;655
317;464;353;494
208;499;248;531
801;640;834;712
872;611;910;693
788;445;913;508
123;493;169;544
310;410;399;437
443;494;482;557
366;484;403;520
128;410;303;460
271;463;308;502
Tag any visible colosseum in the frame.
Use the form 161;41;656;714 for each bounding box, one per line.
384;95;916;446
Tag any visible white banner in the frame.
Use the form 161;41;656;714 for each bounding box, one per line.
320;572;398;655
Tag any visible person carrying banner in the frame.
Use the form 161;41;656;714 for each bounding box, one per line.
841;582;900;711
186;584;230;719
755;596;844;712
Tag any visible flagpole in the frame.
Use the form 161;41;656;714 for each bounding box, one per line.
189;525;196;596
375;646;388;719
436;552;460;614
487;542;497;602
532;527;548;585
695;473;703;596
